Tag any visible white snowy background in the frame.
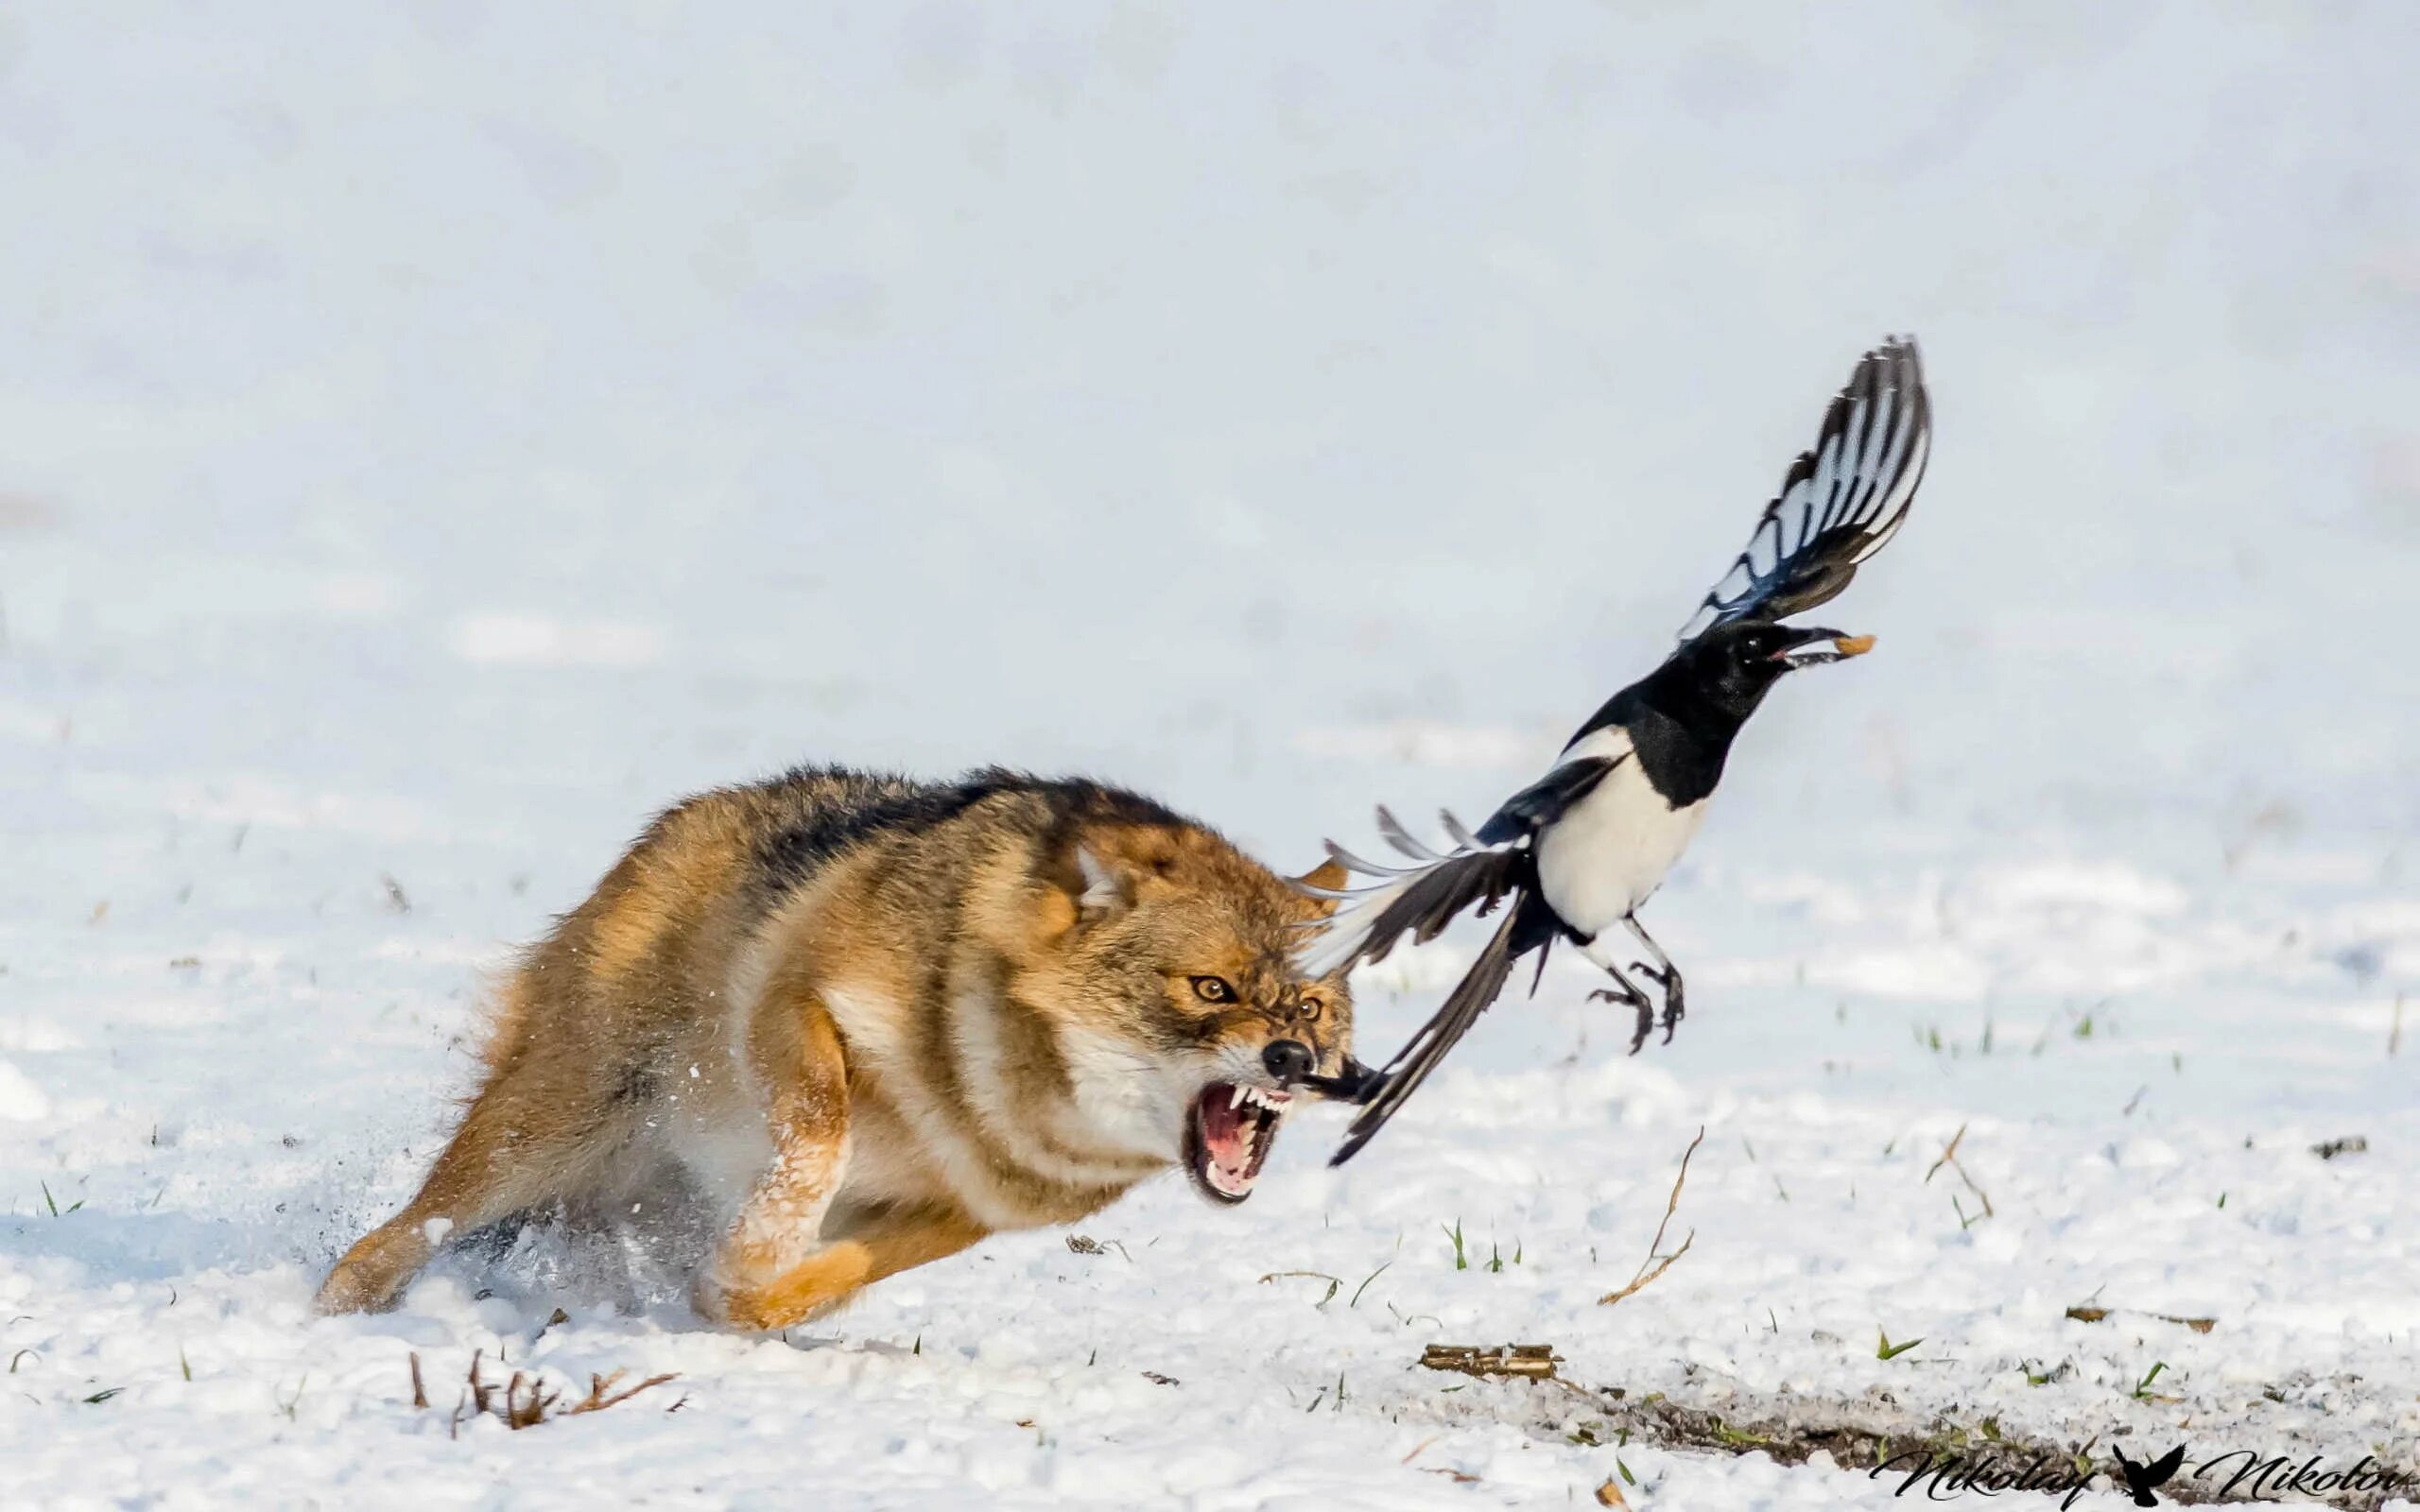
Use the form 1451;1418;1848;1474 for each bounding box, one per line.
5;3;2419;1507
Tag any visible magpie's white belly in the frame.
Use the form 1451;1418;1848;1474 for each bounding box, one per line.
1532;761;1706;938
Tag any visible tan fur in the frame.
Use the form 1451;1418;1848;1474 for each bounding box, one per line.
316;767;1353;1329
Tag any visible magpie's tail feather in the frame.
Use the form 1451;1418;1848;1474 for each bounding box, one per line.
1329;893;1545;1166
1291;805;1526;980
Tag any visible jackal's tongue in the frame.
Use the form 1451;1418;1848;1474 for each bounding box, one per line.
1200;1091;1253;1182
1189;1082;1284;1202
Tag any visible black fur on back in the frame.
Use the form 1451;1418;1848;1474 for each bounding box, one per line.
752;765;1198;893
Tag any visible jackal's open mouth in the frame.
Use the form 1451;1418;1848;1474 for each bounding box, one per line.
1184;1082;1290;1204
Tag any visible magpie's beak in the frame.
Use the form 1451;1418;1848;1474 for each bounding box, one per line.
1772;627;1876;668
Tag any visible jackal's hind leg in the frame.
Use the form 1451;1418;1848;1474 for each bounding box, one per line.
315;1069;629;1315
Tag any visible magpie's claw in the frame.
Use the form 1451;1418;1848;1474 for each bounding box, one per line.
1586;987;1650;1056
1586;978;1656;1056
1635;963;1686;1043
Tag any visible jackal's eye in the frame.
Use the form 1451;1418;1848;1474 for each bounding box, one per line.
1298;995;1325;1022
1189;975;1236;1005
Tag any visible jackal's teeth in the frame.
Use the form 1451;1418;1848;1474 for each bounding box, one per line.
1229;1084;1249;1110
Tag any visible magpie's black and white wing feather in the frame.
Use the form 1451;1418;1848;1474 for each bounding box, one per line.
1681;335;1931;639
1297;747;1629;1163
1293;808;1526;979
1295;749;1619;980
1474;752;1621;845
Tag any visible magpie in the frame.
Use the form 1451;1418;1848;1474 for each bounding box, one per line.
1295;337;1931;1165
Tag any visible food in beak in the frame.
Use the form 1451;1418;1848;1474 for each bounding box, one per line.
1184;1081;1290;1203
1775;632;1876;666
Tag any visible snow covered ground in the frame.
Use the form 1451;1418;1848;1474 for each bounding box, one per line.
5;3;2419;1506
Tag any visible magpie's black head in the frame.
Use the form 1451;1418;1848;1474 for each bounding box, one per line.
1669;620;1875;717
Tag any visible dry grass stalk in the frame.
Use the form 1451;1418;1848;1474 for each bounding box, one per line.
566;1369;680;1416
1924;1124;1965;1181
505;1370;558;1429
2066;1303;2215;1334
1599;1125;1703;1307
427;1348;678;1433
1923;1123;1994;1218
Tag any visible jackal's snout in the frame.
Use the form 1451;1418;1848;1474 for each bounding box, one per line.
1261;1039;1315;1082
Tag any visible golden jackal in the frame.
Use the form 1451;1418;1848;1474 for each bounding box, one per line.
316;766;1353;1329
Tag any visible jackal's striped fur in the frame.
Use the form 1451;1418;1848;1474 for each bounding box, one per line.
315;766;1351;1329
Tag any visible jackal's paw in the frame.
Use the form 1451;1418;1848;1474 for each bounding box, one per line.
692;1235;775;1328
312;1227;427;1315
699;1280;838;1332
691;1269;817;1332
695;1246;870;1331
313;1257;404;1316
693;1276;782;1332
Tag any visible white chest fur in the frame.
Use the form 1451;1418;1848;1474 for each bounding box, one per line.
1532;758;1706;937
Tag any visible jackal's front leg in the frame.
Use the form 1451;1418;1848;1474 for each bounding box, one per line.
693;999;855;1330
707;1202;989;1331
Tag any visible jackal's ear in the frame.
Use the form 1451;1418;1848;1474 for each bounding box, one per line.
1073;845;1126;918
1292;858;1350;919
1051;825;1189;935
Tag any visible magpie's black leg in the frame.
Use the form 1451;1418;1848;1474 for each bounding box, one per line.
1583;956;1656;1054
1622;913;1685;1043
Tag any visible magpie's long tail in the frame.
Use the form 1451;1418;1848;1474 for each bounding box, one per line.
1292;806;1552;1164
1329;891;1553;1166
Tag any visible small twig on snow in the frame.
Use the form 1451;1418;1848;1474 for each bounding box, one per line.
1599;1125;1703;1307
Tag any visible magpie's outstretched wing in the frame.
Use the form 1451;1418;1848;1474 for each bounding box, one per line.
1294;754;1617;979
1474;751;1621;844
1680;336;1931;639
1297;755;1624;1162
1292;810;1528;980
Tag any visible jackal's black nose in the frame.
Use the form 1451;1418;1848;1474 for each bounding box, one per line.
1262;1040;1316;1083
